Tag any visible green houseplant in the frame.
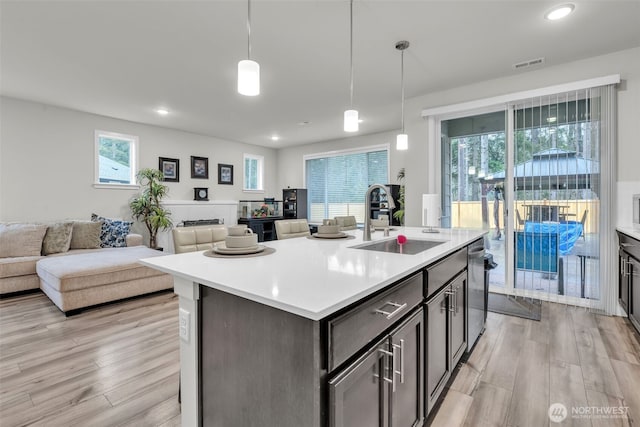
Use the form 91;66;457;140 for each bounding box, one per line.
393;168;405;225
130;168;172;249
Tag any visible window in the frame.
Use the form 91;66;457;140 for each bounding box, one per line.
305;146;389;223
243;153;264;192
94;130;138;187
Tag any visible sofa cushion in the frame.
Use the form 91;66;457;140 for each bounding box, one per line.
0;255;42;278
36;246;167;293
91;214;132;248
70;221;102;249
42;222;74;255
0;223;48;258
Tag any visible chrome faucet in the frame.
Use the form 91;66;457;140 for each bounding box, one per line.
364;184;396;241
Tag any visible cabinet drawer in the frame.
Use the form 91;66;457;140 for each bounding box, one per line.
619;232;640;260
426;248;467;298
328;272;423;372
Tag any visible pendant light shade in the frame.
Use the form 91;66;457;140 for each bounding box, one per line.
238;59;260;96
238;0;260;96
395;40;409;150
344;109;359;132
396;134;408;151
344;0;358;132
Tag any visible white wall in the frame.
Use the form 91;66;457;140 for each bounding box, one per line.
277;47;640;227
0;97;278;226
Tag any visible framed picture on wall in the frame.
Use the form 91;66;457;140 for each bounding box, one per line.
191;156;209;179
158;157;179;182
218;163;234;185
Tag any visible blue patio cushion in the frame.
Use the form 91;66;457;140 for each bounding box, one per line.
524;221;583;255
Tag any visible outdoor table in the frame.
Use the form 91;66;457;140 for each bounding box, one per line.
571;242;599;298
522;204;570;222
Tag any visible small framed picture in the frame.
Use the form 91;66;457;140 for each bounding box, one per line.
218;163;234;185
158;157;179;182
191;156;209;179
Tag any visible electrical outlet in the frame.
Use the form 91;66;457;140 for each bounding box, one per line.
179;308;190;343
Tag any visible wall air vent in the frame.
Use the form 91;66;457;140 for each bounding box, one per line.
513;57;545;70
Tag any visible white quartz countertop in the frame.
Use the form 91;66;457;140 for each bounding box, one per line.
617;226;640;241
140;227;486;320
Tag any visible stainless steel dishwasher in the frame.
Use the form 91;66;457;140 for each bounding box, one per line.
467;238;486;352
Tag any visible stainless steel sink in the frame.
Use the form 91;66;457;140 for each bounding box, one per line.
352;238;446;255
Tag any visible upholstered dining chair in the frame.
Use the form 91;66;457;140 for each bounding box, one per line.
275;219;311;240
334;216;358;231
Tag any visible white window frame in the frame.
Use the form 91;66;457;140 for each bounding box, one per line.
94;130;139;189
243;153;264;193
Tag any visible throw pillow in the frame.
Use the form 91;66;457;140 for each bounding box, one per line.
69;221;102;249
0;223;48;258
41;222;74;255
91;213;132;248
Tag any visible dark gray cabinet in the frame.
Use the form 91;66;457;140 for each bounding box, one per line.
629;256;640;332
619;249;630;314
329;309;424;427
425;249;468;414
618;231;640;335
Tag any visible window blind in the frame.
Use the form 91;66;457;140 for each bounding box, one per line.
306;149;388;223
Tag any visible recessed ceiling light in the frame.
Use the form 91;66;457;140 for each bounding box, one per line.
297;121;311;126
545;4;575;20
155;108;169;116
271;135;280;141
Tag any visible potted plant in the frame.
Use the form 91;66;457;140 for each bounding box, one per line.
393;168;405;226
130;168;173;249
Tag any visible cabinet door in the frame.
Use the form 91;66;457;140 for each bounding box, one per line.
329;342;389;427
619;251;629;314
390;309;424;427
426;288;449;412
450;273;467;366
629;257;640;332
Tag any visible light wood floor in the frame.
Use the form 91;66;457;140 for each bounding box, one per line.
1;292;639;426
433;302;640;427
0;291;181;426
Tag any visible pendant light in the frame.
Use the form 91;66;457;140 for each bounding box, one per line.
396;40;409;150
344;0;358;132
238;0;260;96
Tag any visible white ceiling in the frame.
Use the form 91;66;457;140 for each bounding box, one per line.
1;1;639;148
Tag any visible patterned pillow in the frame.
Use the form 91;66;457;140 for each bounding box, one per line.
69;221;102;249
91;213;132;248
42;222;74;255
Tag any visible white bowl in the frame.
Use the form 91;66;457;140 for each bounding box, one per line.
225;234;258;248
318;225;340;235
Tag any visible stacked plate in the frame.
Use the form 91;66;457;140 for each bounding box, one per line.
214;227;264;255
313;224;347;239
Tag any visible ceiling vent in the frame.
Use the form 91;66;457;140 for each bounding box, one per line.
513;57;545;70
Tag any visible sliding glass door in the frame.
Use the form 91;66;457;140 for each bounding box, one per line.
441;89;605;304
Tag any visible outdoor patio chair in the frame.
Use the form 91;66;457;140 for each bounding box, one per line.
516;209;525;230
579;209;588;240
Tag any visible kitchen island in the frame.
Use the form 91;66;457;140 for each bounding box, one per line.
141;227;486;427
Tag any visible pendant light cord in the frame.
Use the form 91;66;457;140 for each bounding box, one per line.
247;0;252;60
349;0;354;108
400;48;405;133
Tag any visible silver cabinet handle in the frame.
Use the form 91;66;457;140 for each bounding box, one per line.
377;348;394;388
454;285;460;314
392;339;405;387
375;301;407;319
445;290;455;312
626;261;633;277
621;242;637;248
622;258;627;276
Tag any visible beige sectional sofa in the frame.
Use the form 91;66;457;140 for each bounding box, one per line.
0;221;173;315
